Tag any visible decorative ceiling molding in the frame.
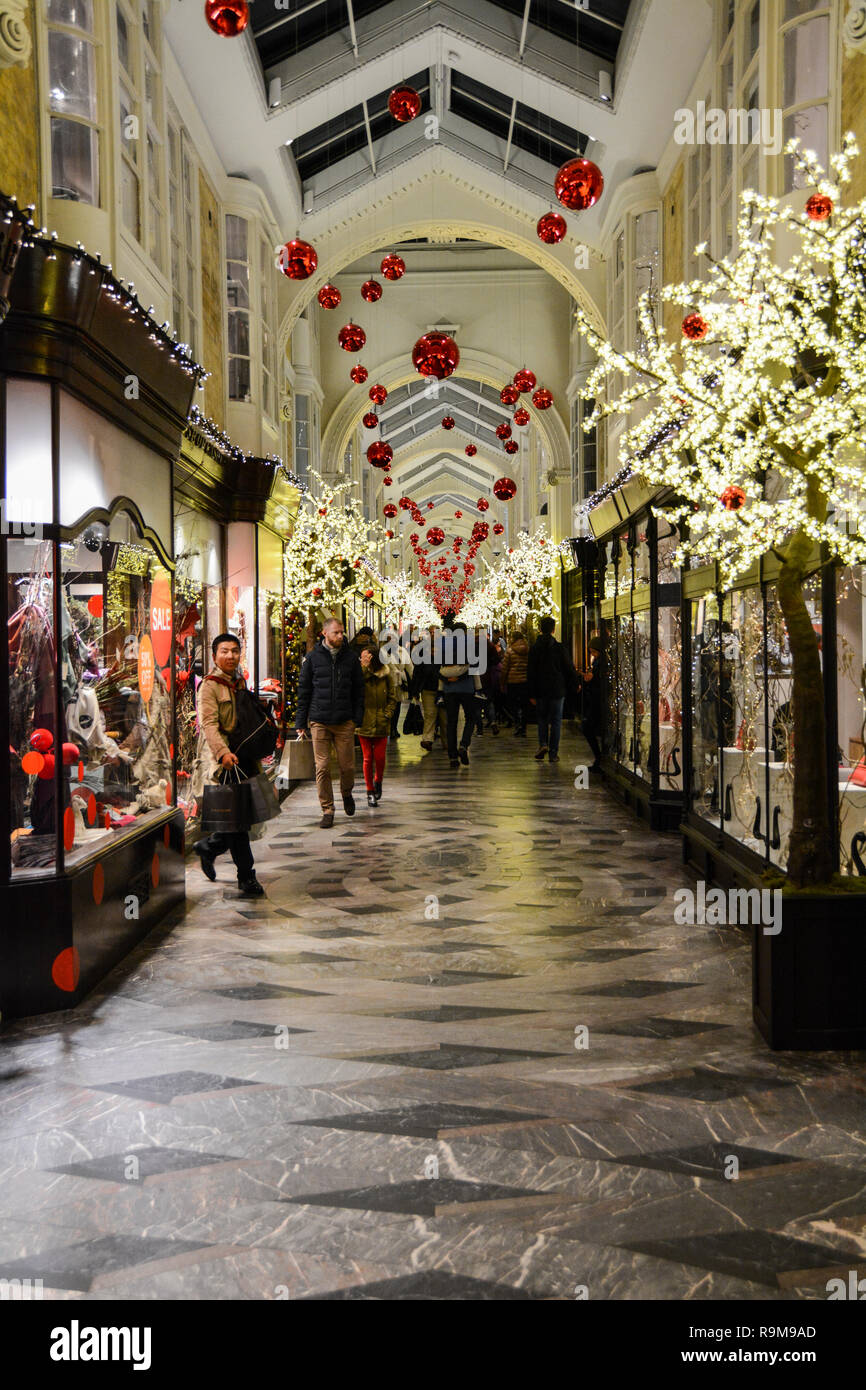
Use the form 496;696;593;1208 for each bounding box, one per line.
0;0;31;69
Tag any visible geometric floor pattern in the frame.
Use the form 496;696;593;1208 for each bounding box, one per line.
2;725;866;1300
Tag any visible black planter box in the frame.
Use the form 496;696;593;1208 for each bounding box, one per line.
753;891;866;1051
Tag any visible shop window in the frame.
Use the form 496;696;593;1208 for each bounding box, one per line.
168;115;200;358
780;3;830;192
836;567;866;877
260;237;277;424
294;394;310;482
46;0;101;205
690;593;723;824
115;0;168;270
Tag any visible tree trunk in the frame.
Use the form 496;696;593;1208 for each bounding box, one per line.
775;526;834;886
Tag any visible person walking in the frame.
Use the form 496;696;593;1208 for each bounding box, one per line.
410;627;447;752
580;635;605;773
439;623;481;768
527;616;578;763
499;631;531;736
194;633;264;896
295;617;365;828
357;644;397;806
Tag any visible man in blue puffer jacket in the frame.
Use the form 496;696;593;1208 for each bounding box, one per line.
296;618;365;828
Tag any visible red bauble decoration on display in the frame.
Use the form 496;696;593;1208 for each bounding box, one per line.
493;522;505;535
338;321;366;351
472;522;489;541
412;332;459;379
37;752;56;780
409;532;419;543
513;368;536;393
361;279;383;303
317;282;341;309
720;485;746;511
412;510;424;524
513;407;530;426
495;422;512;440
805;193;833;221
465;444;477;457
369;386;388;409
381;253;406;281
383;476;393;486
350;364;368;384
29;728;53;752
500;383;519;406
477;497;489;510
278;238;318;280
426;527;445;545
504;439;519;454
493;477;517;500
388;85;422;122
441;416;455;430
367;441;393;467
362;411;379;429
386;529;394;539
204;0;249;37
532;387;553;410
536;211;567;244
464;562;476;576
383;503;398;518
426;502;434;509
554;157;604;211
682;312;709;341
364;588;374;599
454;510;463;518
399;496;414;510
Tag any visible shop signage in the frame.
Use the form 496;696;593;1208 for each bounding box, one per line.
150;571;172;668
138;634;155;704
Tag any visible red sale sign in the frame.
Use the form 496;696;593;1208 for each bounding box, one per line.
150;571;172;668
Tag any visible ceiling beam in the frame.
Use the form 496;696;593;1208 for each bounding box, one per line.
361;97;377;173
503;97;517;172
345;0;359;57
518;0;532;59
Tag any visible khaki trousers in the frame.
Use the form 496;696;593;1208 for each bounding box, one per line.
310;720;356;812
420;690;447;745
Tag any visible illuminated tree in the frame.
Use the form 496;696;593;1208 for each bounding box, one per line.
574;135;866;885
482;528;560;628
283;469;385;616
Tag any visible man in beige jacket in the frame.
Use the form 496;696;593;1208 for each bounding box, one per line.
194;632;264;896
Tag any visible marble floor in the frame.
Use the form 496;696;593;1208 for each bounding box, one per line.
2;725;866;1301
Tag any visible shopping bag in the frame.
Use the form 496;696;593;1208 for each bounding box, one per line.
278;735;316;783
402;701;423;735
200;767;248;833
243;770;281;825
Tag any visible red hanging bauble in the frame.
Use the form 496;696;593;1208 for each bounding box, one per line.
536;211;567;244
412;510;424;524
504;439;519;455
532;387;553;410
383;502;399;518
426;502;434;509
513;407;530;427
442;416;455;430
464;562;476;576
364;588;374;599
477;497;489;510
500;383;519;406
383;475;393;486
805;193;833;221
339;322;366;352
204;1;249;37
720;485;746;511
362;412;379;429
472;521;489;541
317;282;341;309
361;279;383;303
278;238;318;280
454;510;463;518
409;532;419;543
513;368;536;393
465;444;477;457
367;383;387;405
388;85;422;122
385;529;394;539
367;441;393;468
495;422;512;440
554;157;604;212
312;586;323;598
381;253;406;281
493;477;517;500
399;496;414;510
412;331;459;379
426;527;445;545
350;364;368;383
682;312;709;341
493;522;505;535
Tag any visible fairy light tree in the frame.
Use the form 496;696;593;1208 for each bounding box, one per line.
482;528;561;628
283;469;386;618
573;135;866;887
380;571;438;629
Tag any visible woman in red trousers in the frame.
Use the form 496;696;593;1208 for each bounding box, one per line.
358;646;398;806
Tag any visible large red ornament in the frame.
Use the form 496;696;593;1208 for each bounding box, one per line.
500;384;519;406
338;322;366;352
532;387;553;410
383;503;398;518
399;496;414;510
278;238;317;280
513;407;530;427
350;364;368;384
477;497;489;510
204;1;249;37
383;476;393;486
367;441;393;467
368;383;387;405
364;589;374;599
317;282;341;309
441;416;455;430
412;332;459;379
514;368;536;393
454;510;462;518
465;444;477;457
362;412;379;429
493;522;504;535
389;86;422;122
537;211;567;244
495;422;512;440
554;157;604;212
720;485;746;511
29;728;53;752
361;279;383;303
381;253;406;281
682;312;709;341
504;439;519;455
805;193;833;221
493;477;517;500
426;527;445;545
472;522;489;541
409;533;419;543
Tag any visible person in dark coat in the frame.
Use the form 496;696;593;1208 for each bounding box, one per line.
580;634;605;772
527;616;578;763
410;627;447;751
296;617;365;828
